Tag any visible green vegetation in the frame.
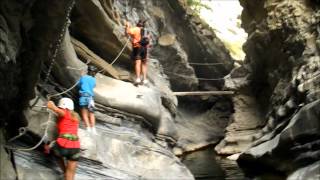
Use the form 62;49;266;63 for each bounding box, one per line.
186;0;211;14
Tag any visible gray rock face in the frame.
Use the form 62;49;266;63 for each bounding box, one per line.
1;0;235;179
71;0;234;91
287;161;320;180
215;66;265;156
65;0;234;154
14;150;138;180
215;94;264;155
0;129;16;180
0;0;76;131
236;0;320;177
238;100;320;177
71;0;130;64
173;109;228;155
0;0;33;130
23;99;194;179
20;29;193;179
94;74;162;125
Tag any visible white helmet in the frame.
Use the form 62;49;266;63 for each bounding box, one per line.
58;98;74;110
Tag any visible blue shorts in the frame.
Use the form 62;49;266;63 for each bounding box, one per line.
79;94;95;112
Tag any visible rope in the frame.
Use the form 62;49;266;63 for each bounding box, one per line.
111;39;130;65
124;0;129;20
5;0;77;150
5;76;78;150
8;77;81;147
165;71;225;81
4;111;54;151
188;62;224;66
66;59;92;71
8;127;28;142
98;39;129;73
47;81;79;99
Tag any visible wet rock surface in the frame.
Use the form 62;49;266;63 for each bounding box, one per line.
4;0;320;179
0;129;16;180
287;161;320;180
215;66;265;156
14;114;193;179
1;0;235;178
237;0;320;177
238;100;320;177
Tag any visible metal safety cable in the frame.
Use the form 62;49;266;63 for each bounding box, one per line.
4;0;76;150
30;0;76;108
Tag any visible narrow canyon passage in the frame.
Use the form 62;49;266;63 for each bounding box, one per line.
0;0;319;180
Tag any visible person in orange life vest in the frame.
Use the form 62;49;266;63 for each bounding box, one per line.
45;98;80;180
125;19;151;85
78;65;97;135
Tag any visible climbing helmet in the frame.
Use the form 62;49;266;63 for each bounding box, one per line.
58;97;74;110
88;65;97;72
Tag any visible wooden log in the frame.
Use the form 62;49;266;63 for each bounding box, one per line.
71;37;129;80
172;91;235;96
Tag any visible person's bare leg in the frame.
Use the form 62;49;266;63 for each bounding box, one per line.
65;160;77;180
141;60;147;81
81;108;90;128
89;112;95;128
135;59;142;80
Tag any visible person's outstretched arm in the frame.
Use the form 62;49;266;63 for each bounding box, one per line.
125;21;132;35
47;101;65;117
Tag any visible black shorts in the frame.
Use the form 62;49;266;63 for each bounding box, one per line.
51;142;81;161
131;46;147;61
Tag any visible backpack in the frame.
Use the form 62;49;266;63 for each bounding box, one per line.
139;28;150;47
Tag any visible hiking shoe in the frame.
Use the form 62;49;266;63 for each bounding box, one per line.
135;78;141;84
92;127;98;135
142;79;149;85
86;127;92;133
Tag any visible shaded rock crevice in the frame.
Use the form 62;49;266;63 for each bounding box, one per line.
232;0;320;178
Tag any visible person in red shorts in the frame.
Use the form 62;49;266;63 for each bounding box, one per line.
45;98;80;180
